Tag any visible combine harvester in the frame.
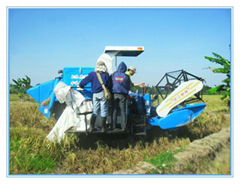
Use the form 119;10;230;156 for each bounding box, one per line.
27;46;206;142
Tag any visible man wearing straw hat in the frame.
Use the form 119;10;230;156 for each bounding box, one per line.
79;61;111;132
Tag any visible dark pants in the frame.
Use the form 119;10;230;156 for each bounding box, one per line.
112;93;127;129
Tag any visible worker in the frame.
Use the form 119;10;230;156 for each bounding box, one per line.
126;66;145;88
125;66;136;80
79;61;111;133
111;62;132;131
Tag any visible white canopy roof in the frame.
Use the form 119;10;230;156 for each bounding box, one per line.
104;46;144;56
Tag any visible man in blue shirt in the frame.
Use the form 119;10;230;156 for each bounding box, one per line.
79;61;111;132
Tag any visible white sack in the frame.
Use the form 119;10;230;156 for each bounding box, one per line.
47;83;93;142
54;81;71;103
75;100;93;131
46;106;77;142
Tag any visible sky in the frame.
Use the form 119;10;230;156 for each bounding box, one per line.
8;8;231;87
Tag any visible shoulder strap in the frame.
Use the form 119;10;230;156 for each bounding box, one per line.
96;72;107;90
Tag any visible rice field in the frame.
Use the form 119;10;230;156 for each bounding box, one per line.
9;94;230;174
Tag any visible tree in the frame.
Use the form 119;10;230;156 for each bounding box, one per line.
201;85;212;95
204;52;230;105
11;75;32;96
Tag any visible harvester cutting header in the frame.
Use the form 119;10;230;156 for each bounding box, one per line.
27;46;206;142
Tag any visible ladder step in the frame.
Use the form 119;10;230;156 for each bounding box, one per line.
134;124;145;127
133;121;146;135
135;132;146;136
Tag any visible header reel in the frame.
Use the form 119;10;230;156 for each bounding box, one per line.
155;70;205;105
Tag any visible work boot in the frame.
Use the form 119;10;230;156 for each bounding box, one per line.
111;116;116;130
100;116;107;133
89;114;97;132
121;124;126;132
121;121;126;131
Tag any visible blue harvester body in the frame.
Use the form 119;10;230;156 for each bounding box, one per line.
27;67;206;132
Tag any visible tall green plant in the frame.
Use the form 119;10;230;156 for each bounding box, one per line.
11;75;32;97
204;52;230;104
